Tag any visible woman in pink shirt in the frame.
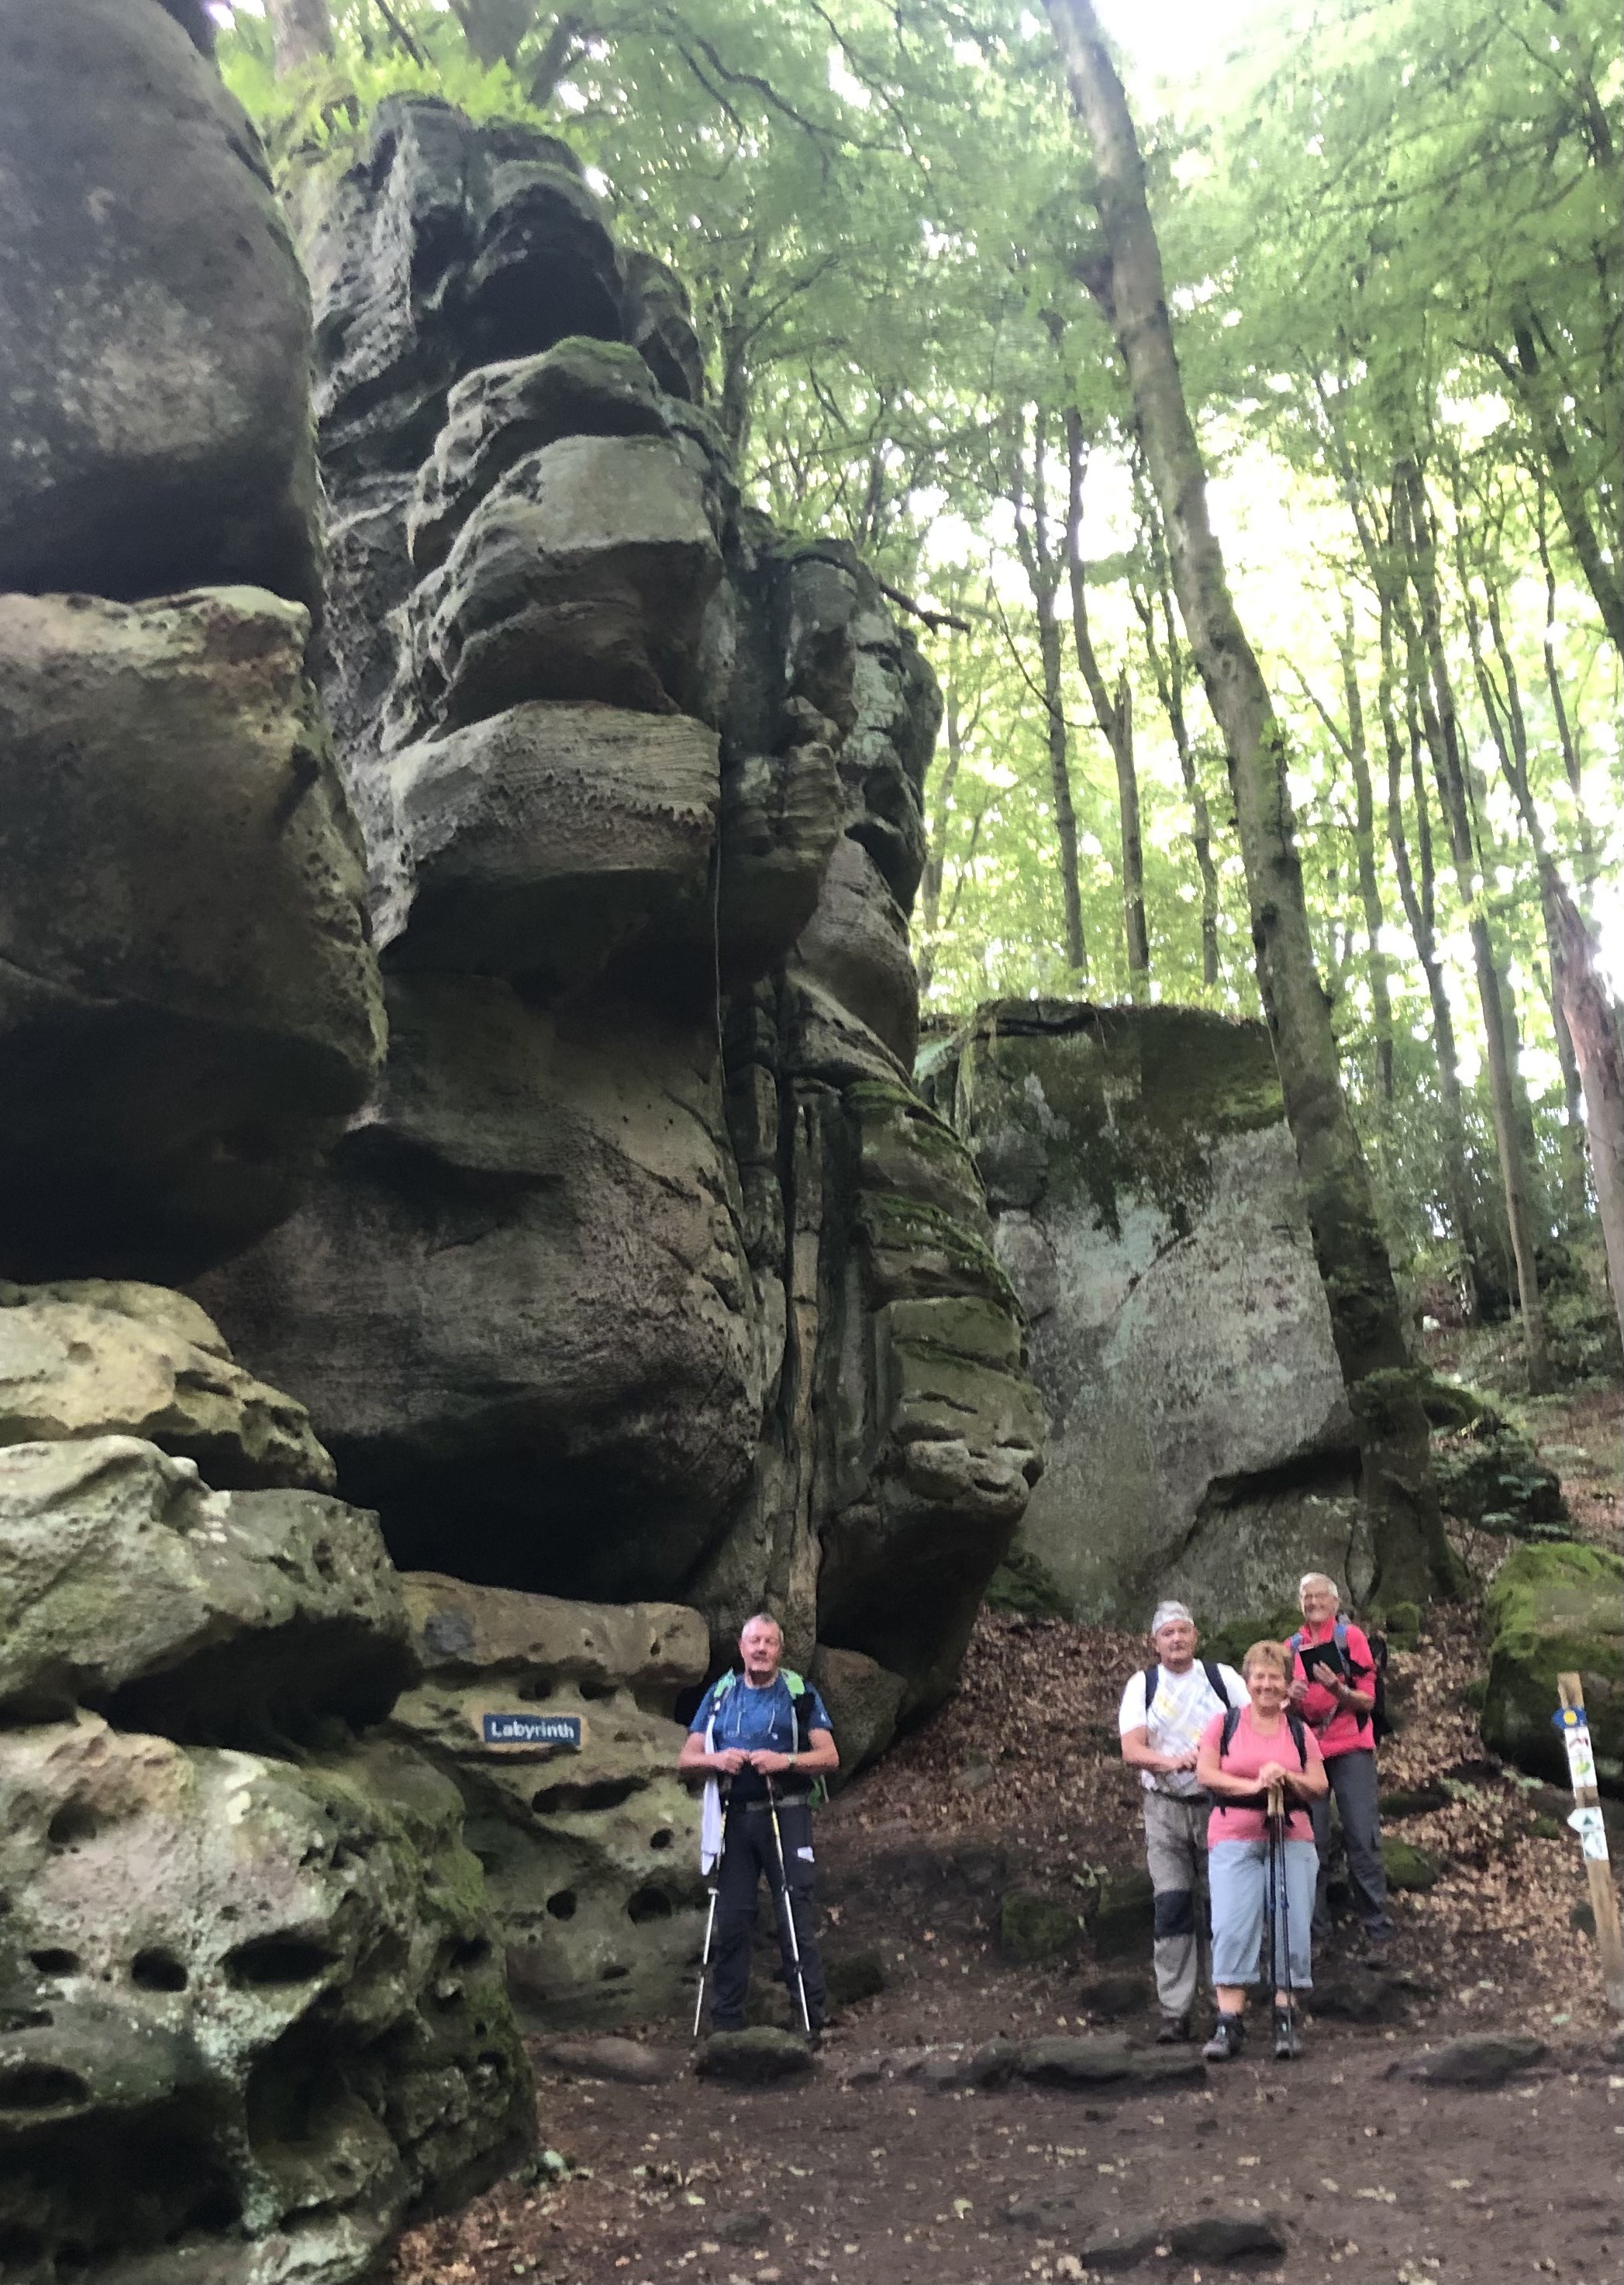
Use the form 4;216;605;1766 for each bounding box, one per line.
1195;1639;1328;2061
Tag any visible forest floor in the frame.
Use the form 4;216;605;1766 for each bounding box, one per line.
395;1375;1623;2285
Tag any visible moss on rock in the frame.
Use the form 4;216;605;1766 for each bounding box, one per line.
1481;1544;1624;1790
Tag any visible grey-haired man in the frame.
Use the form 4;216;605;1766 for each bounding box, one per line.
1118;1601;1245;2041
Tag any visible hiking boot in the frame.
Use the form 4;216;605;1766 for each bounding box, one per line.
1156;2014;1191;2044
1272;2004;1300;2060
1202;2012;1246;2062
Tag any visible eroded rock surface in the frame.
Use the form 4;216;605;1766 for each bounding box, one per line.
0;587;384;1282
0;1721;529;2284
928;1002;1362;1625
198;99;1041;1719
388;1574;709;2026
0;0;322;612
0;1282;335;1491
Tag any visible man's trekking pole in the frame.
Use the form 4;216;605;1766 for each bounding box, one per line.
692;1792;731;2038
764;1777;814;2035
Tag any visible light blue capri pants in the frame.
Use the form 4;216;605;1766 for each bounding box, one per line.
1209;1838;1317;1990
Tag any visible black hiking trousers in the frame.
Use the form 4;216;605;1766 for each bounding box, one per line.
708;1799;826;2031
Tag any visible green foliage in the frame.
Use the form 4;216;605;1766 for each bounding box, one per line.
217;0;1624;1310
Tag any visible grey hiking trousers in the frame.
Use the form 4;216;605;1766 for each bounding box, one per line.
1309;1747;1394;1939
1142;1790;1211;2021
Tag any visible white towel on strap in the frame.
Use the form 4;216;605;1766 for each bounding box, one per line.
699;1714;723;1875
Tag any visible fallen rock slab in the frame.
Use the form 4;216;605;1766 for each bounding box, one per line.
540;2036;686;2085
1016;2034;1206;2091
1167;2214;1288;2261
696;2027;815;2085
1311;1967;1434;2025
1402;2033;1548;2087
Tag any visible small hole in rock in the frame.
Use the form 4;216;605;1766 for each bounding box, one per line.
451;1936;491;1969
626;1886;672;1924
545;1890;577;1921
599;1963;629;1981
579;1679;615;1703
28;1949;78;1976
0;2063;88;2109
224;1935;333;1986
131;1949;188;1992
47;1804;98;1848
649;1829;674;1851
530;1776;644;1815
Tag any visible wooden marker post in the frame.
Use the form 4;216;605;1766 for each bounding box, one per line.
1555;1672;1624;2014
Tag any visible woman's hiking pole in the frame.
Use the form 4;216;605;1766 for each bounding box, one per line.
692;1793;730;2038
1267;1780;1296;2057
765;1779;813;2035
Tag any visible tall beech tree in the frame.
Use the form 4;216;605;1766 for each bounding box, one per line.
1043;0;1458;1604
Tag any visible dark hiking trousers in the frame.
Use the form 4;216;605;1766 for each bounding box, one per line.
708;1799;826;2031
1309;1747;1393;1939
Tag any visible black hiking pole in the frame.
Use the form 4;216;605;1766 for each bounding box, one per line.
692;1792;732;2038
764;1778;813;2035
1267;1782;1296;2058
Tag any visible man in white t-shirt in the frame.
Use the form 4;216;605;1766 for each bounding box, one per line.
1117;1600;1245;2042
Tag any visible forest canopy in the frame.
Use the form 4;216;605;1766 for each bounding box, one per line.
218;0;1623;1352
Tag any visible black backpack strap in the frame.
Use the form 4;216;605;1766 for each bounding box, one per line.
791;1687;813;1754
1220;1703;1240;1758
1286;1710;1309;1767
1142;1663;1160;1717
1202;1659;1233;1708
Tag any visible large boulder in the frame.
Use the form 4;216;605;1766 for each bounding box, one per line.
931;1002;1361;1625
1481;1543;1623;1790
0;0;322;613
0;1282;334;1492
0;1720;529;2284
388;1574;710;2024
0;588;384;1282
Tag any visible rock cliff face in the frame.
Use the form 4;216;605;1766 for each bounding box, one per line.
927;1003;1367;1626
0;23;1040;2249
197;98;1043;1724
0;14;529;2277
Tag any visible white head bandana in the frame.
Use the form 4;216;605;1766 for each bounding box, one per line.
1151;1600;1195;1634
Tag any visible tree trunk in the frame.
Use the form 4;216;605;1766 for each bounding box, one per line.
1378;599;1478;1316
1045;0;1457;1607
1550;877;1624;1355
1460;543;1591;1224
1010;410;1088;983
1336;609;1395;1105
1495;323;1624;658
918;636;969;995
1395;464;1552;1390
1536;489;1597;885
267;0;333;73
1066;411;1148;996
1133;538;1218;985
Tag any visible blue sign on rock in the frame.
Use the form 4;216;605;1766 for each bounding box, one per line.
482;1712;583;1749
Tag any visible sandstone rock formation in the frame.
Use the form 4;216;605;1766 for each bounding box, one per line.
0;1401;529;2283
389;1576;709;2025
198;98;1043;1724
0;16;528;2275
927;1002;1365;1625
1481;1543;1623;1790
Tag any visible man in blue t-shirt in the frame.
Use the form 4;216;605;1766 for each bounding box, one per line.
678;1613;840;2032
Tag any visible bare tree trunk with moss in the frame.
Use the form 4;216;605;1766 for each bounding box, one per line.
1536;488;1598;889
1066;410;1148;997
1133;494;1219;985
1550;878;1624;1353
1336;609;1396;1106
919;624;984;995
1010;409;1088;984
1378;602;1480;1317
1395;464;1552;1389
1453;522;1590;1224
267;0;333;73
1044;0;1457;1606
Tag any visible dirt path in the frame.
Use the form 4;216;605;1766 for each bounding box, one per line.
397;1392;1624;2285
